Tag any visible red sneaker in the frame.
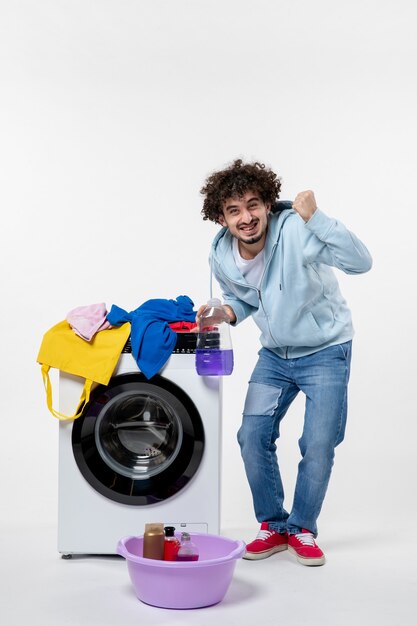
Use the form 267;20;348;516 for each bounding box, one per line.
288;529;326;566
243;522;288;560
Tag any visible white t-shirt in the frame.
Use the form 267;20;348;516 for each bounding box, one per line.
232;238;265;288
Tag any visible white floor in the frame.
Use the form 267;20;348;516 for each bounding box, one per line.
1;521;415;626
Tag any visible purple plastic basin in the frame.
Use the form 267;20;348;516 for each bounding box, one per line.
117;533;246;609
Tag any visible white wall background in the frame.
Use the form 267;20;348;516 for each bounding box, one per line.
1;0;415;533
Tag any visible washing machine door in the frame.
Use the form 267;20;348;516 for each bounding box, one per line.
72;373;205;505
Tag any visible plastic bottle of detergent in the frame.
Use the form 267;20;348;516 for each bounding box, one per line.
196;298;234;376
175;532;199;561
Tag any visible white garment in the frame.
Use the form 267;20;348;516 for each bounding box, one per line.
232;238;265;288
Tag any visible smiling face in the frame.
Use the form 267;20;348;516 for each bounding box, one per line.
218;190;271;258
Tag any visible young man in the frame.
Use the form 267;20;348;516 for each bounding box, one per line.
199;159;372;566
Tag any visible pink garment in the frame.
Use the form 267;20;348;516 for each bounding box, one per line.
66;302;112;342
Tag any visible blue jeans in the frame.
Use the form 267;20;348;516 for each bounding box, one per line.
237;342;352;536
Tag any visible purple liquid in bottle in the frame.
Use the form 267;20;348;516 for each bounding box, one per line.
196;349;234;376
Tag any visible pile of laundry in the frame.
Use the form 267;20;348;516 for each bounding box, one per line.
37;295;198;420
66;295;198;379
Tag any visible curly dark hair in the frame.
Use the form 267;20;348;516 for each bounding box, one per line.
200;159;282;223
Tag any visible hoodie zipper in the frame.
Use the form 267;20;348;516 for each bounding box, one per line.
214;247;289;356
213;210;292;358
243;241;287;355
257;212;293;356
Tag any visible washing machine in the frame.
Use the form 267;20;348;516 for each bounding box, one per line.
57;333;222;556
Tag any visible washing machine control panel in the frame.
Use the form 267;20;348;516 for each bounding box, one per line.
122;333;197;355
172;333;197;354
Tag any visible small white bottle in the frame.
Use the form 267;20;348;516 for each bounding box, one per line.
175;532;199;561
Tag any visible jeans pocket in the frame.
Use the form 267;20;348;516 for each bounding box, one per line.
337;341;352;360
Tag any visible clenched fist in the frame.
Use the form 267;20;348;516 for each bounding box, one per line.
293;190;317;223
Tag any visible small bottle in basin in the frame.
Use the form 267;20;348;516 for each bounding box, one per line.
143;523;165;560
176;532;199;561
163;526;180;561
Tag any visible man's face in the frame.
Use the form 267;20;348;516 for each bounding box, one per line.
218;190;271;246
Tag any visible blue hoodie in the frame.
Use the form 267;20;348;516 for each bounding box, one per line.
210;203;372;359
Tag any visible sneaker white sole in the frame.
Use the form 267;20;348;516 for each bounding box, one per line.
288;546;326;566
243;545;288;561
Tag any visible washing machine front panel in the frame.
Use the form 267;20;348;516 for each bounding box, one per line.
72;374;205;505
58;349;222;555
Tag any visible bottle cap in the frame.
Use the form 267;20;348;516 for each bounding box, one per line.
164;526;176;537
144;522;164;535
181;532;191;540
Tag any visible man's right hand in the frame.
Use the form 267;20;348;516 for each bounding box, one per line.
222;305;237;324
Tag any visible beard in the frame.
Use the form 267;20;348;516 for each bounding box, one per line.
237;232;264;245
236;219;267;245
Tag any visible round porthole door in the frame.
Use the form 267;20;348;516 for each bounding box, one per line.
72;373;205;505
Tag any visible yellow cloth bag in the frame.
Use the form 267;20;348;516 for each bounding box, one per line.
37;320;131;421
